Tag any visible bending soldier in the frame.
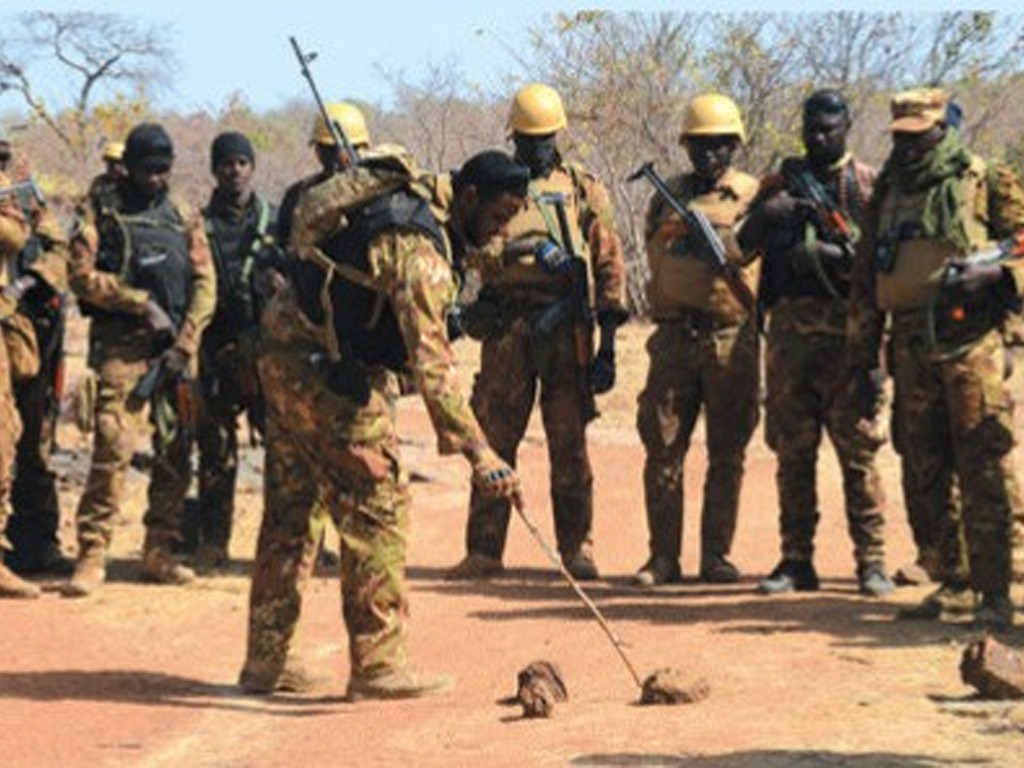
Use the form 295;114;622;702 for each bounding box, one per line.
238;150;526;700
848;88;1024;629
633;94;760;586
447;83;629;582
65;122;216;596
739;89;894;597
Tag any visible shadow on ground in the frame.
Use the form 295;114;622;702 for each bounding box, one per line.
569;750;992;767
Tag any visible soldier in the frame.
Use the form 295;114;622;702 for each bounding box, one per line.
0;135;73;576
848;88;1024;629
633;93;760;587
446;83;629;582
0;165;42;598
238;149;527;699
64;122;216;597
191;131;284;573
738;90;894;597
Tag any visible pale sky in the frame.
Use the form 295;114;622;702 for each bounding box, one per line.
3;2;1021;114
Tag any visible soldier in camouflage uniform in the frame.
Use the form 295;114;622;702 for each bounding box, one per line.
446;83;629;582
739;90;894;597
848;88;1024;629
64;122;217;597
0;167;41;598
632;94;760;587
190;131;285;573
0;138;73;576
238;150;526;700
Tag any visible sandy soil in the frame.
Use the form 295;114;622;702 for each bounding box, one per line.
3;323;1024;768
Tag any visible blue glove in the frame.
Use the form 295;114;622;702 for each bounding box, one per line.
535;240;573;274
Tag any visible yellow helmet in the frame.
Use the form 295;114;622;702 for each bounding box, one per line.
310;101;371;147
680;93;746;144
102;141;125;162
508;83;567;136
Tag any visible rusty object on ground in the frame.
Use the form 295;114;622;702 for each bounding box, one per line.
516;660;568;718
639;667;711;706
961;635;1024;700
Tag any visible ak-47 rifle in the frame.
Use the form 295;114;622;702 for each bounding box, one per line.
289;36;358;171
0;178;46;211
536;191;597;422
943;229;1024;323
781;161;856;258
627;161;756;313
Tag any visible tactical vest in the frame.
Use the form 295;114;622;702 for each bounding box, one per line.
87;194;191;329
203;195;272;338
875;156;991;311
646;169;759;323
292;187;446;372
489;164;590;298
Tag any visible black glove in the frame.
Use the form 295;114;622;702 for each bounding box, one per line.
535;240;573;275
144;299;175;336
2;274;38;303
590;349;616;394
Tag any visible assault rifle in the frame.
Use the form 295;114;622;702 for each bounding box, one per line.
536;191;597;422
944;230;1024;289
289;36;358;171
0;177;46;211
627;161;756;313
782;161;855;256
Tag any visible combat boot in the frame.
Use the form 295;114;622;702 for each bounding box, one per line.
700;554;741;584
0;561;41;599
191;543;229;575
562;544;599;581
896;582;975;620
62;547;107;598
973;592;1015;632
633;556;683;588
445;552;503;581
857;563;896;598
346;666;454;702
239;659;329;695
140;547;195;585
758;560;819;595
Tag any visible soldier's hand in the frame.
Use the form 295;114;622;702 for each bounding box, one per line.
950;262;1003;294
535;240;573;274
815;241;849;263
2;274;38;303
144;299;175;336
590;349;616;394
760;190;811;226
160;347;190;376
470;446;522;506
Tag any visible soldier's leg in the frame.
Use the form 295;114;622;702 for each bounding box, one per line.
463;322;536;561
196;395;239;556
700;323;760;579
636;324;700;577
538;324;593;564
764;326;823;567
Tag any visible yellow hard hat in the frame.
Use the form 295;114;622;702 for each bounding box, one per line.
310;101;370;147
102;141;125;162
681;93;746;144
508;83;568;136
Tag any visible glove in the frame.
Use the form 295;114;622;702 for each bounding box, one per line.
470;446;522;506
590;349;615;394
535;240;573;275
144;299;175;336
160;346;190;376
2;274;38;303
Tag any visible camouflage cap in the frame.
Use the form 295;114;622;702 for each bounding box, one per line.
890;88;949;133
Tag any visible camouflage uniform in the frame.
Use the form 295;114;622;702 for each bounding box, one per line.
241;169;493;689
749;155;889;578
636;167;760;579
194;190;281;561
69;183;216;568
460;162;627;567
848;92;1024;622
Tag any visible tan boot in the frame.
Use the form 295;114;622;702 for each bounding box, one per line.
141;547;195;585
445;553;503;581
346;666;454;701
239;659;330;695
0;561;41;599
62;548;107;598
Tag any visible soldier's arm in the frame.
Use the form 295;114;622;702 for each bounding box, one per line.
845;195;885;369
24;205;69;294
0;187;29;320
175;205;217;357
984;163;1024;300
579;173;628;322
68;202;151;314
372;230;487;457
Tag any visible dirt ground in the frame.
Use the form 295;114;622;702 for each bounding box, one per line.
4;322;1024;768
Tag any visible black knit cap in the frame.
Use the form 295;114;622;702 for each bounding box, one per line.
124;122;174;168
210;131;255;172
453;150;530;201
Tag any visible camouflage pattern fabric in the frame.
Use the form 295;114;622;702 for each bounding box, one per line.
636;319;760;564
0;322;23;549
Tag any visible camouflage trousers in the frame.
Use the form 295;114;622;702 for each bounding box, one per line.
242;347;411;683
75;328;191;555
636;317;760;564
0;335;23;547
464;314;593;561
891;320;1019;595
764;300;887;567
